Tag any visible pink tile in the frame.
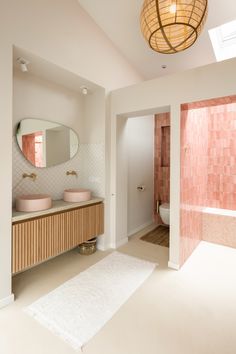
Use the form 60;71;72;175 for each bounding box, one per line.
154;113;170;223
180;95;236;266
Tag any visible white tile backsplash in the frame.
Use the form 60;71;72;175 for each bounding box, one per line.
12;137;105;205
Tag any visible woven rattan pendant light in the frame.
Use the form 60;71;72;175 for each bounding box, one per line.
140;0;208;54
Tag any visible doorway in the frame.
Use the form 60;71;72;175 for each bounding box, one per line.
111;106;173;265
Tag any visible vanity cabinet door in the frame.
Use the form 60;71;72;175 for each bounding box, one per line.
82;203;104;241
12;213;68;274
63;208;83;249
12;221;35;274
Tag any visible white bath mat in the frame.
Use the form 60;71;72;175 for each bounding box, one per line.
25;252;156;351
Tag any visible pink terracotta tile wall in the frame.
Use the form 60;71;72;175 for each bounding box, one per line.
180;108;208;265
207;103;236;209
181;95;236;111
154;113;170;223
180;96;236;266
161;126;170;167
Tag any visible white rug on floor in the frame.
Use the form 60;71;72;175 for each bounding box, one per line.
25;251;156;351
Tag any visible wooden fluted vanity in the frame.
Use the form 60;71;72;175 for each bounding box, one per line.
12;198;104;274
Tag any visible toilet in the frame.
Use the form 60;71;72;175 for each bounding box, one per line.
159;203;170;225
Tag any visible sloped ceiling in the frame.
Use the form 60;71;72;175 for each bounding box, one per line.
78;0;236;79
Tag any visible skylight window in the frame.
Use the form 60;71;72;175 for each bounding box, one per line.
209;20;236;62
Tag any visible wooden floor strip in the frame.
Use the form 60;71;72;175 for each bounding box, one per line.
141;226;169;247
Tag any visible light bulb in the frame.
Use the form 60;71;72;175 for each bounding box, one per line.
81;86;88;95
16;57;29;73
20;63;28;72
170;3;177;14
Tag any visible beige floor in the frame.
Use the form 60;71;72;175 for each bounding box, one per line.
1;225;236;354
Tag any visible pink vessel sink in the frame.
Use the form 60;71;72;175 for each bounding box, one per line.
16;194;52;212
63;188;91;203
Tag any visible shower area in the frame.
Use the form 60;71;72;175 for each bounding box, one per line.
180;95;236;266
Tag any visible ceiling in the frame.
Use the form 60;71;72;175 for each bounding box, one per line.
78;0;236;80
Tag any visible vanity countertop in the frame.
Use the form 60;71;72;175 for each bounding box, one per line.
12;197;104;223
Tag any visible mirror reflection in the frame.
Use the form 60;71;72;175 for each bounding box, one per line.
16;118;79;168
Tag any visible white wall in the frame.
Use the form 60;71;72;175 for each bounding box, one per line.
0;0;143;307
79;89;106;200
126;116;154;236
13;71;84;134
13;70;82;202
83;89;105;143
110;58;236;268
13;70;106;202
0;40;13;307
13;69;83;172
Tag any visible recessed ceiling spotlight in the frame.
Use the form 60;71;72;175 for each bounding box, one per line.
17;57;30;72
161;64;167;69
80;86;88;95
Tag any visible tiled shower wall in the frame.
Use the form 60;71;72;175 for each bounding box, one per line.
180;97;236;265
207;103;236;209
12;137;105;205
180;109;208;265
154;113;170;223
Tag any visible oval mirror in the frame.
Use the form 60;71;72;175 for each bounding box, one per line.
16;118;79;168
